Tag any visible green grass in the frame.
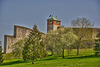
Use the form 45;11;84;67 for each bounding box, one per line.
0;49;100;67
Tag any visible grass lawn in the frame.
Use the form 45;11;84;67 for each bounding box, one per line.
0;49;100;67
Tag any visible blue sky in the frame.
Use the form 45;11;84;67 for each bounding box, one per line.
0;0;100;49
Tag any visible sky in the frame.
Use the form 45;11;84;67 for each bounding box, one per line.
0;0;100;50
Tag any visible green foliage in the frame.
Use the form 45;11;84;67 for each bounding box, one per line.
0;46;3;64
22;25;47;64
94;43;100;56
45;30;57;55
55;28;78;58
22;39;31;62
11;37;28;58
46;28;78;58
39;41;47;59
94;30;100;56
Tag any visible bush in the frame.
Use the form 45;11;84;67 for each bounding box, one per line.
94;43;100;56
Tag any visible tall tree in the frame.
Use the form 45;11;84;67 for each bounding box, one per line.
71;17;94;55
0;41;3;64
22;25;46;64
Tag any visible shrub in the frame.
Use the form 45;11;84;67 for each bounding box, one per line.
94;42;100;56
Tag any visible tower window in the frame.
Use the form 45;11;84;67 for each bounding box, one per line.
50;21;52;23
56;21;58;24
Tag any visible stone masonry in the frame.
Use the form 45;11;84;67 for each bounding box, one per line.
4;25;32;54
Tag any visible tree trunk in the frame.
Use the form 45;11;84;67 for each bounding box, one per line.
51;49;53;56
32;60;34;64
62;48;64;58
24;59;27;62
77;46;79;55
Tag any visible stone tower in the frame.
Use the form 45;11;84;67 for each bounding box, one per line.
47;16;61;32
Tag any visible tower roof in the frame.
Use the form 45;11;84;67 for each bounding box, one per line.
47;16;61;21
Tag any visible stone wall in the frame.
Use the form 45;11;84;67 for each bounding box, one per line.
92;28;100;39
72;28;100;40
4;24;100;54
4;25;32;54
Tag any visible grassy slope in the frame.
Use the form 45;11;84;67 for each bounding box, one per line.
0;49;100;67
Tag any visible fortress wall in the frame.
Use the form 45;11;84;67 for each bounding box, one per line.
81;28;93;40
4;25;32;54
92;28;100;39
15;26;32;39
72;28;100;40
4;35;16;54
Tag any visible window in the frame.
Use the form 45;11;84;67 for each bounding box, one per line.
50;21;52;23
56;21;58;24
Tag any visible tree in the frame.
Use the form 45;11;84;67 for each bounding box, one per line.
94;30;100;56
55;28;78;58
45;30;57;55
22;25;46;64
0;41;3;64
71;17;93;28
94;42;100;56
22;39;31;62
38;41;47;59
11;37;28;58
71;17;94;55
